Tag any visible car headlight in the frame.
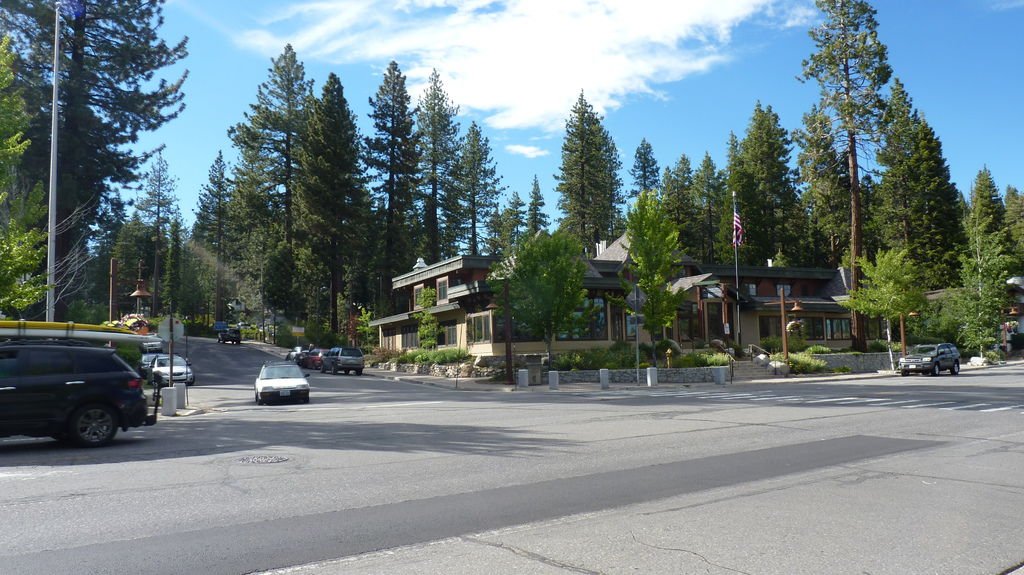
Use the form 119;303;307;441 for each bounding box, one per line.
921;356;931;362
261;385;275;391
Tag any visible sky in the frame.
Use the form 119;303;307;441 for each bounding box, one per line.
134;0;1024;240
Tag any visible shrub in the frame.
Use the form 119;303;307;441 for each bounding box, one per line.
867;339;893;353
115;343;141;366
984;350;1004;364
805;345;833;355
832;366;852;373
788;352;828;374
276;329;297;350
396;348;471;365
759;336;782;354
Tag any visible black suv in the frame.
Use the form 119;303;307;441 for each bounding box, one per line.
218;328;241;344
0;340;156;446
898;343;961;376
320;346;365;375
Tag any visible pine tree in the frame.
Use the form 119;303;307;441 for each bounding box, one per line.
802;0;892;350
193;151;232;322
162;216;183;314
1005;185;1024;273
726;103;800;266
366;61;419;314
691;153;725;263
629;138;660;197
525;175;549;235
487;191;526;257
229;44;311;250
297;72;368;333
1;1;188;318
416;70;461;262
135;153;180;315
661;153;696;254
795;104;849;267
555;92;623;254
968;167;1005;237
453;121;503;256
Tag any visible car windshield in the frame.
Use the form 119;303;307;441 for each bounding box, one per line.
154;356;187;368
910;345;937;354
261;364;303;380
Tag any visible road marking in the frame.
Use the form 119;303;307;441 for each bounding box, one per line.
834;398;891;404
900;402;955;408
869;400;920;406
804;397;861;403
979;404;1024;412
940;403;990;411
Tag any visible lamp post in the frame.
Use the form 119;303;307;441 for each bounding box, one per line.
778;288;803;361
486;281;514;386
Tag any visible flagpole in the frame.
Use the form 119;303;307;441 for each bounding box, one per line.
46;1;62;322
732;191;741;349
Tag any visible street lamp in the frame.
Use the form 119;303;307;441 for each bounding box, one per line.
778;288;803;361
486;283;514;386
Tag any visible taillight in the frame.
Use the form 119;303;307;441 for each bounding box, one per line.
127;378;142;390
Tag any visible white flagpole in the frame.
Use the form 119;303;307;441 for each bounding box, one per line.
732;191;741;348
46;2;62;321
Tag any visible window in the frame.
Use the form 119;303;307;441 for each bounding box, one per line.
0;350;18;379
557;297;607;341
436;278;448;302
413;286;424;309
806;317;825;340
742;282;757;296
75;352;119;374
382;327;397;350
439;320;457;347
468;313;492;344
759;316;781;339
826;318;851;340
24;350;72;376
775;283;791;297
401;324;419;348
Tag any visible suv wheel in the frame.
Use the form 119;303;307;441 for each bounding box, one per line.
930;362;940;376
950;360;960;375
68;404;118;447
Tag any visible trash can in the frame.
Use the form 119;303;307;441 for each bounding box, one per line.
710;366;729;385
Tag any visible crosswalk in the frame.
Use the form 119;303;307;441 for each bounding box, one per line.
574;388;1024;414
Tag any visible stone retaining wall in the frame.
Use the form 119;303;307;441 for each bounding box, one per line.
555;367;717;385
810;352;892;372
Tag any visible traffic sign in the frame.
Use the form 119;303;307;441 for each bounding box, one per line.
158;316;185;342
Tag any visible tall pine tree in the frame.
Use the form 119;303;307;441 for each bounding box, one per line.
795;104;849;267
366;61;419;314
416;70;461;261
453;121;503;256
629;138;660;196
525;175;549;235
193;151;232;322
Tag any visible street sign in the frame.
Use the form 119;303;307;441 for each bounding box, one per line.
213;321;228;331
157;316;185;342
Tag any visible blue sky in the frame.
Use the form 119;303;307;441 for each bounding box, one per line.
136;0;1024;234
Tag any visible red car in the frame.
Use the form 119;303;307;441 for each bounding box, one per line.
300;348;324;370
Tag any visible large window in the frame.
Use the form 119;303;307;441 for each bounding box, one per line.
775;283;792;297
401;324;419;348
759;316;781;339
468;313;492;344
806;317;825;340
436;279;448;302
826;318;851;340
413;286;423;309
439;320;457;347
557;297;607;341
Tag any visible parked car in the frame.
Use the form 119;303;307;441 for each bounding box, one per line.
299;348;324;370
138;352;161;379
321;346;365;375
218;328;241;344
285;346;304;361
254;361;310;405
140;338;163;353
0;339;156;446
898;343;960;376
149;354;195;387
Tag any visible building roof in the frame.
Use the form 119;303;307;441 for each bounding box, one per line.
368;303;461;327
392;255;499;289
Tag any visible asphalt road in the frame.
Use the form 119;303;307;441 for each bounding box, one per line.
2;339;1023;575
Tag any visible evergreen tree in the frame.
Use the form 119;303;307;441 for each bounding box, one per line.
967;167;1005;238
525;175;549;235
802;0;892;350
629;138;660;197
554;92;623;254
1;1;188;318
416;70;461;261
726;103;800;266
487;191;526;257
691;153;725;263
229;44;311;250
453;121;503;256
135;153;179;315
1005;185;1024;273
661;153;697;255
795;105;849;267
366;61;419;314
193;151;232;322
162;216;183;314
297;72;368;333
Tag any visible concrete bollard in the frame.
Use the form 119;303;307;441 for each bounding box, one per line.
517;368;528;389
711;365;729;385
161;387;176;416
646;366;657;387
599;368;610;390
548;370;559;390
174;384;186;408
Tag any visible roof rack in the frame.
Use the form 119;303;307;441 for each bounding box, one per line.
0;338;98;347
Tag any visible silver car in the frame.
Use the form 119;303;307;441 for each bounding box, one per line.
321;346;364;375
898;343;960;376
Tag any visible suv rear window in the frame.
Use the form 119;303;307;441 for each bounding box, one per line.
25;349;73;376
75;350;124;374
341;348;362;357
0;350;18;379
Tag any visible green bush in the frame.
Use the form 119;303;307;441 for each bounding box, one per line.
984;350;1005;364
115;343;141;367
759;336;782;354
788;352;828;374
395;348;471;365
867;339;894;353
832;366;852;373
805;344;833;355
276;329;297;350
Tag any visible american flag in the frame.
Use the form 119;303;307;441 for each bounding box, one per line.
732;208;744;246
59;0;85;19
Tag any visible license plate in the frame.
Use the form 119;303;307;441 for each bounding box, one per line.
909;364;918;368
280;390;290;396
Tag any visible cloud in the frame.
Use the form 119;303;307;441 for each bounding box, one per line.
234;0;787;131
989;0;1024;9
505;144;549;158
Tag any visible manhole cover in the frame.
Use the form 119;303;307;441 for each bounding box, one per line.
238;455;289;464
